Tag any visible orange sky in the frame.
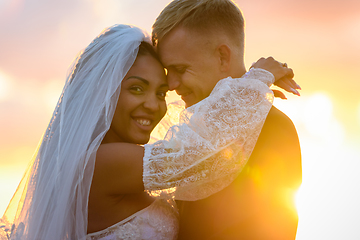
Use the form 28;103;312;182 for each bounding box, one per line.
0;1;359;239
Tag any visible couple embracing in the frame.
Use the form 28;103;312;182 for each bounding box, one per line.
1;0;302;239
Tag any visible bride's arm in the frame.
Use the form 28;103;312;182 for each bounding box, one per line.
143;68;275;200
92;61;293;199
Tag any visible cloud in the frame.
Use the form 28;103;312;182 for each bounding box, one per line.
275;92;345;146
0;0;174;151
0;0;136;82
236;0;360;24
0;0;172;83
275;93;360;239
0;70;13;102
358;102;360;127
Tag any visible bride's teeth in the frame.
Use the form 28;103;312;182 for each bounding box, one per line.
137;119;151;126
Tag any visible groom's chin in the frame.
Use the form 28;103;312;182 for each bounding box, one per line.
183;98;198;109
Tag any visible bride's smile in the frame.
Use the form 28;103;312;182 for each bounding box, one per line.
104;54;168;145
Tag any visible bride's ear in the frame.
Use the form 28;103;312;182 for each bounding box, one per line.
217;44;231;73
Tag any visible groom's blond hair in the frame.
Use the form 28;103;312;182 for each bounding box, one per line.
152;0;245;49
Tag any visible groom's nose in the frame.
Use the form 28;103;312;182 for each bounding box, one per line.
167;72;181;91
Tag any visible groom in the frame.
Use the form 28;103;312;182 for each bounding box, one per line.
152;0;302;239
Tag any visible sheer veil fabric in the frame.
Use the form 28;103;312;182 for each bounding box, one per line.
0;25;147;240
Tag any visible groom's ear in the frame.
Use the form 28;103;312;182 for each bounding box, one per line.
217;44;231;73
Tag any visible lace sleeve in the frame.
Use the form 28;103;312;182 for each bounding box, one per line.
143;68;275;201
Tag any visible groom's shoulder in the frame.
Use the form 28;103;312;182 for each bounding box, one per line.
260;105;301;158
266;106;296;130
253;105;302;187
261;105;299;145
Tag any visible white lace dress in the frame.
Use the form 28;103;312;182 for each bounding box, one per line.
86;199;178;240
84;68;275;240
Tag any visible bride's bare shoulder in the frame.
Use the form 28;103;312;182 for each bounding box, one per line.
91;143;145;196
97;142;144;161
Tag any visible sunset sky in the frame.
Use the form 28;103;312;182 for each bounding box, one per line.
0;0;359;239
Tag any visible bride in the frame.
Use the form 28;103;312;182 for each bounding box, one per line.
1;24;296;240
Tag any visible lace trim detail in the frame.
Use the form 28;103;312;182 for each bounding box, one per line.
143;68;274;201
245;68;275;86
86;203;153;237
86;199;178;240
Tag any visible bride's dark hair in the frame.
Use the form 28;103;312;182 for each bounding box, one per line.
137;41;162;64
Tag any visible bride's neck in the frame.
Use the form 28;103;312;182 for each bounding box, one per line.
102;128;122;144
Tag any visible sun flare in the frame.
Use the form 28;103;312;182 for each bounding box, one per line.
302;93;332;137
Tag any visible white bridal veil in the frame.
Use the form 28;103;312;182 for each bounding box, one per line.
0;24;147;240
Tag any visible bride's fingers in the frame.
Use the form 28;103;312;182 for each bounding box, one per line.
274;80;291;92
283;77;300;90
284;67;294;79
274;78;300;96
286;78;298;90
290;79;301;90
272;90;287;99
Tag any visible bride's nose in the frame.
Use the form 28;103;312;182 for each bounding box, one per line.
143;94;160;112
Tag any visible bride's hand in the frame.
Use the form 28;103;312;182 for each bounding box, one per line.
273;76;301;98
251;57;301;98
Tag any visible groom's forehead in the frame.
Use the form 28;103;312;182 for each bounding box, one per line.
157;27;211;65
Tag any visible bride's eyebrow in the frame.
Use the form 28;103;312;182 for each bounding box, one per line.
124;76;168;89
125;76;149;85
